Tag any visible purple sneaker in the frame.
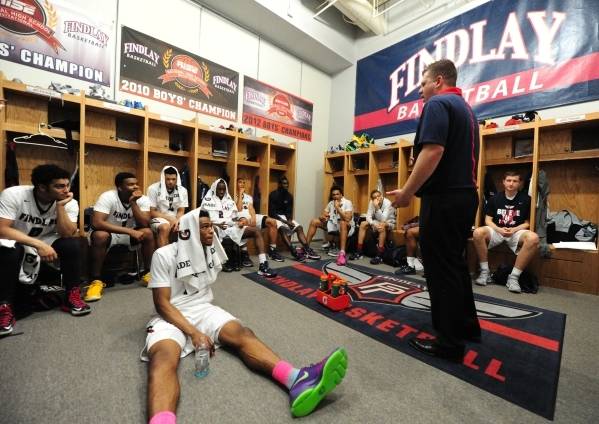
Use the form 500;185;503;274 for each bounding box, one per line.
289;348;348;417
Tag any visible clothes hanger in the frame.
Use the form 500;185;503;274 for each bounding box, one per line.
12;123;68;150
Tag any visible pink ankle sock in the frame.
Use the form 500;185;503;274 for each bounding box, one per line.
272;360;300;389
149;411;176;424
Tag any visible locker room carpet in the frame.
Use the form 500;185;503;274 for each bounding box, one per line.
243;260;565;419
1;258;598;424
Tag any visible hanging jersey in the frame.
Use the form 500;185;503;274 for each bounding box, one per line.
0;185;78;245
147;182;188;217
93;190;151;228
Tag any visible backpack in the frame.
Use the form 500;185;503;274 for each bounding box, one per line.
382;244;407;267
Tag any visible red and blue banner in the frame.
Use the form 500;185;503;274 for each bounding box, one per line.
355;0;599;138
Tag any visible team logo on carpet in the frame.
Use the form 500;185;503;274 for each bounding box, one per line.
324;262;541;320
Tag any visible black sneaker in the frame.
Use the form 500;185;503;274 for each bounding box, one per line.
395;264;416;275
223;260;235;272
292;247;307;262
0;303;16;336
258;261;277;278
370;256;383;265
349;252;363;260
268;247;285;262
304;247;321;260
61;287;91;316
240;250;254;267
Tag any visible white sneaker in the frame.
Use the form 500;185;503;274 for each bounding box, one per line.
327;248;339;257
506;278;522;293
321;242;331;250
413;258;424;272
475;271;491;286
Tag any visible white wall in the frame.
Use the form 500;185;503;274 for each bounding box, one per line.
329;0;599;146
0;0;331;225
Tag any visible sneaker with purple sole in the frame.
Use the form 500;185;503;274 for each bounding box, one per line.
289;347;348;417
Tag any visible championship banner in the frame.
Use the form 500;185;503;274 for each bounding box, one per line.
243;76;313;141
0;0;112;85
355;0;599;139
120;26;239;121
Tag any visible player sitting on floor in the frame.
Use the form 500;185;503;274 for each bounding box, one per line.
142;209;348;423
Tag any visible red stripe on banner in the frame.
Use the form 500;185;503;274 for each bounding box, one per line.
479;319;560;352
291;263;560;352
355;52;599;131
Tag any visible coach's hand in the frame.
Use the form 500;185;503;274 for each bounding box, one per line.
387;189;411;208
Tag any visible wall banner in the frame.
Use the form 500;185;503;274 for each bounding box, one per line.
0;0;113;85
355;0;599;138
243;76;313;141
120;26;239;121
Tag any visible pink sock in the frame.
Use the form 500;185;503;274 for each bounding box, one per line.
149;411;176;424
272;360;300;389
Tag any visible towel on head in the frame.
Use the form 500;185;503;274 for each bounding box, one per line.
175;209;227;293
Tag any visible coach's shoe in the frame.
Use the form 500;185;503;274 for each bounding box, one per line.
475;271;492;286
0;303;16;336
336;251;347;266
258;261;277;278
268;246;285;262
62;287;91;316
289;348;348;417
304;247;321;260
240;250;254;268
84;280;106;302
506;277;522;293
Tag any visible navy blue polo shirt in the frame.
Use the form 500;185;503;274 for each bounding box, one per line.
414;91;479;196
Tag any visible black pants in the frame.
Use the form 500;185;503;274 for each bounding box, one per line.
0;238;82;304
419;189;480;349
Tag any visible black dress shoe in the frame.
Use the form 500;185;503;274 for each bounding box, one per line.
409;338;465;363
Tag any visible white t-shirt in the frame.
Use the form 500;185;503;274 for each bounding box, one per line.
93;190;151;228
366;197;396;226
149;243;214;311
326;197;355;229
147;182;189;217
240;193;253;211
0;185;78;245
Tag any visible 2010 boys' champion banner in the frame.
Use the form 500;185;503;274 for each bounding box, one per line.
243;76;313;141
120;26;239;121
355;0;599;139
0;0;112;85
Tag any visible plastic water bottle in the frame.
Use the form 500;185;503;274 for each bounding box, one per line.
194;342;210;378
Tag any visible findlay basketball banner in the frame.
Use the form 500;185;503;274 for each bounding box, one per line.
120;26;239;121
243;76;313;141
244;261;565;420
0;0;112;85
355;0;599;139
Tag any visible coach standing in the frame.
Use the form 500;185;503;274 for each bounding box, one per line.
387;59;480;362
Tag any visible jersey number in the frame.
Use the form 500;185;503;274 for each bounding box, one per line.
28;227;43;237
